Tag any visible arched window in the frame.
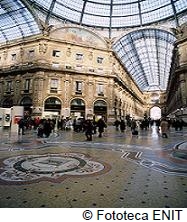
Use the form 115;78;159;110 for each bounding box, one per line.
44;97;61;111
2;98;13;108
20;97;32;107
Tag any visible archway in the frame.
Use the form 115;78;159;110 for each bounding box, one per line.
44;97;62;118
20;97;33;116
2;98;13;108
150;106;161;120
94;100;107;121
70;98;85;118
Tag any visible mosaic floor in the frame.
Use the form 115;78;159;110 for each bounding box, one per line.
0;126;187;208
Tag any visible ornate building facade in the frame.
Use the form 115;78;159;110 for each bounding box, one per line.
0;25;145;123
166;23;187;122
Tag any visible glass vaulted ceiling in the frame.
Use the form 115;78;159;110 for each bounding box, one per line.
113;29;176;91
0;0;40;43
27;0;187;29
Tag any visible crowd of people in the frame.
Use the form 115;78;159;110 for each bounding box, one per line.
70;116;107;141
113;116;185;138
17;116;107;140
17;115;185;140
17;117;56;138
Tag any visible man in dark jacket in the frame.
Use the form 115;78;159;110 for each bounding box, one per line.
18;118;25;135
97;117;107;138
84;119;94;141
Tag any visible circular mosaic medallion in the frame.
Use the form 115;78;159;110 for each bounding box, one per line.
0;153;108;184
172;142;187;160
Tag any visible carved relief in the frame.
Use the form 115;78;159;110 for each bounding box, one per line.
3;50;8;60
20;47;24;58
40;21;54;36
171;22;187;38
39;42;48;54
66;47;71;57
88;51;93;60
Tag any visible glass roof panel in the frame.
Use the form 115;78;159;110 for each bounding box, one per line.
112;3;139;16
27;0;187;28
175;0;187;12
85;2;110;16
0;0;40;44
37;0;52;10
53;3;81;22
112;15;140;27
141;4;173;24
141;0;170;13
112;28;176;91
82;14;110;27
55;0;84;13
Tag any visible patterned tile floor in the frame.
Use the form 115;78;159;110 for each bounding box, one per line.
0;126;186;208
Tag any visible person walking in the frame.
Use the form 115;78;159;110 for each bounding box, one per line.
160;118;169;138
131;119;138;136
119;119;126;132
84;119;94;141
114;119;120;131
43;119;53;138
97;117;107;138
18;118;25;135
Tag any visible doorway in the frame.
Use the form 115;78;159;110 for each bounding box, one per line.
150;106;161;120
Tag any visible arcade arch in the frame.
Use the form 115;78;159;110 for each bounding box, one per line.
2;98;13;108
94;100;107;121
150;106;161;120
70;98;85;118
43;97;62;118
20;96;33;116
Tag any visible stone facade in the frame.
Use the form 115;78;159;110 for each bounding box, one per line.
166;23;187;122
0;25;145;123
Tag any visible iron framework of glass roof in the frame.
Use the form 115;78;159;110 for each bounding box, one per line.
113;28;176;91
0;0;40;44
27;0;187;36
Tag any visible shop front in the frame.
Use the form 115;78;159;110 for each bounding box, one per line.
43;97;62;119
94;100;107;121
70;98;85;118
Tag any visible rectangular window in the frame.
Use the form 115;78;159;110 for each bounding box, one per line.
28;50;35;58
24;79;30;92
98;68;103;72
52;50;61;57
76;53;83;60
65;65;72;69
89;67;95;72
97;57;104;64
97;84;104;96
50;79;58;93
6;81;12;93
75;81;82;94
76;64;83;70
11;53;16;61
52;62;60;68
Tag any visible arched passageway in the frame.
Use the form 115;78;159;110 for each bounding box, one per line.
150;106;161;120
70;98;85;118
2;98;13;108
94;100;107;121
20;97;33;116
44;97;62;118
